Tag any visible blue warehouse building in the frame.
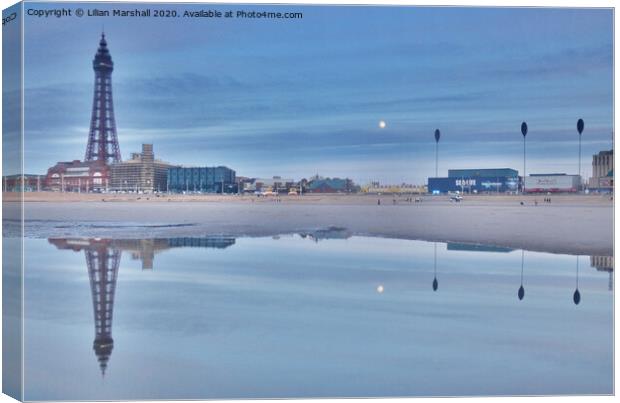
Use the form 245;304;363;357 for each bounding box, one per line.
167;166;236;193
428;168;519;194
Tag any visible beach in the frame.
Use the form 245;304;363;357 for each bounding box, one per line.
3;192;613;255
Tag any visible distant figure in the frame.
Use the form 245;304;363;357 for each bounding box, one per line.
378;199;381;205
393;198;396;205
534;200;538;206
520;201;524;206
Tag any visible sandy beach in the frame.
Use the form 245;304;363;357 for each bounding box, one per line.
3;192;613;256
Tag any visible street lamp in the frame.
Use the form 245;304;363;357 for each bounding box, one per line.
434;129;441;177
521;122;528;193
577;118;584;191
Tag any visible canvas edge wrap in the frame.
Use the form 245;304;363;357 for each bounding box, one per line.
2;1;25;401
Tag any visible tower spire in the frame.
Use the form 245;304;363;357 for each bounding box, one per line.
85;33;121;164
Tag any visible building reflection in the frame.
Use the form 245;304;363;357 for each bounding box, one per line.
47;236;237;375
590;255;614;291
299;227;352;242
114;237;236;269
446;243;514;253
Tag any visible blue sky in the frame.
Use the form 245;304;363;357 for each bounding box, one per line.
20;3;613;183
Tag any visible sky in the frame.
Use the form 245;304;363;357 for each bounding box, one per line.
17;2;614;184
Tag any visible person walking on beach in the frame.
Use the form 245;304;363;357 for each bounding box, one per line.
378;199;381;205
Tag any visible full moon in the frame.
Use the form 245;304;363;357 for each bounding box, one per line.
377;285;384;293
378;120;386;129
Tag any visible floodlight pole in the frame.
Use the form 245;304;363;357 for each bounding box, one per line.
577;119;584;192
521;122;528;194
434;129;440;178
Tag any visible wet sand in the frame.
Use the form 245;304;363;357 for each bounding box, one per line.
3;193;613;255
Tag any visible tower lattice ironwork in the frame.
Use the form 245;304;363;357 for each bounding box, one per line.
85;33;121;164
85;241;121;376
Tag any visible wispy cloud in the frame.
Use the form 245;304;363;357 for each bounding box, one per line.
19;6;613;183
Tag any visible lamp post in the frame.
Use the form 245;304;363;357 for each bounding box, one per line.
577;119;584;192
521;122;528;193
434;129;441;177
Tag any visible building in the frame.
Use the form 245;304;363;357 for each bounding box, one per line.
362;182;427;194
524;174;580;193
44;33;122;192
306;177;359;193
589;150;613;192
3;174;44;192
167;166;236;193
428;168;519;194
109;144;175;193
243;176;296;193
45;161;110;192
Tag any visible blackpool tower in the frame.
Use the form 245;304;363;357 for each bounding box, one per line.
84;33;121;164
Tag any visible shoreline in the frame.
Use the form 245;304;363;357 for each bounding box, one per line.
2;191;616;205
3;193;613;256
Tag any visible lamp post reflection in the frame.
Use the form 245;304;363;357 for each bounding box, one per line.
432;242;439;292
518;250;525;301
574;256;581;305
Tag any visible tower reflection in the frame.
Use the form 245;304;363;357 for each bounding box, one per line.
48;236;236;375
86;241;120;376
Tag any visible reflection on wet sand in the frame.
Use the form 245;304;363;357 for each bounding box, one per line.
518;250;525;301
48;236;236;375
47;236;613;377
591;255;614;291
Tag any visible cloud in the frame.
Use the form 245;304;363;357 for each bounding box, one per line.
484;44;612;79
